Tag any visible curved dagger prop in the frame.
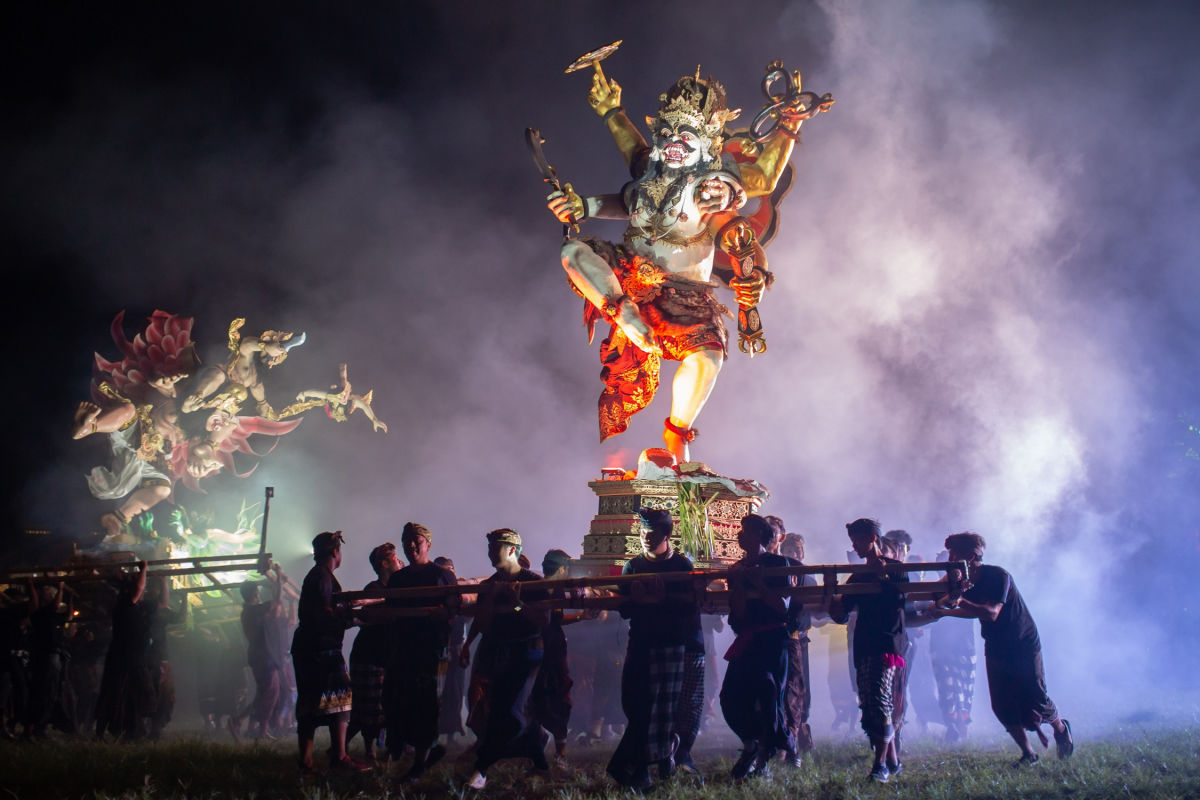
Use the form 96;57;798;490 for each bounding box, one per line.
525;126;577;240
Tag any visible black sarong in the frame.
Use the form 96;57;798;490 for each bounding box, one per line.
986;648;1057;730
473;638;543;772
385;645;446;751
531;622;572;740
293;648;351;723
720;626;792;752
783;636;813;751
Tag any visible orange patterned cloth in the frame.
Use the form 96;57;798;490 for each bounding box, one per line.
575;236;729;442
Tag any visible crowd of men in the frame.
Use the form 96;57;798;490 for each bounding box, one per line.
0;561;194;742
284;511;1074;788
0;511;1075;788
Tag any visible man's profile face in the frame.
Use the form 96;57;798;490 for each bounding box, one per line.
782;541;804;562
488;541;515;568
849;532;877;559
737;524;761;554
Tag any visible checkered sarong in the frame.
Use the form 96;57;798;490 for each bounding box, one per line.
646;645;685;762
855;655;896;743
348;662;386;730
674;651;705;751
933;650;976;724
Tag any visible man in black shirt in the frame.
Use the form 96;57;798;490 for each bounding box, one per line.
291;531;367;774
721;513;794;780
932;532;1073;765
230;563;284;742
94;561;154;740
345;543;399;761
25;583;75;738
435;557;470;745
461;528;549;790
607;507;701;790
385;523;456;782
779;530;816;765
530;549;582;765
829;518;908;783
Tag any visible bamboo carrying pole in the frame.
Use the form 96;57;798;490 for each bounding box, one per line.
338;560;968;619
0;553;274;585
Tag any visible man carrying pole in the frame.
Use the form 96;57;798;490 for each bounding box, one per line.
607;507;701;790
460;528;550;790
385;524;456;782
829;518;909;783
291;531;366;774
721;513;794;781
930;532;1073;766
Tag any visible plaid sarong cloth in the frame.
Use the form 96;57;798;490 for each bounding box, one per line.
933;650;976;725
674;651;705;753
646;645;686;762
855;654;896;743
348;662;386;730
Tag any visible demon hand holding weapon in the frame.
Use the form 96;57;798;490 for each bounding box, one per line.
544;48;831;463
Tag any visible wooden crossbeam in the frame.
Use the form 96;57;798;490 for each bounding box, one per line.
336;560;963;603
0;553;272;585
355;579;957;621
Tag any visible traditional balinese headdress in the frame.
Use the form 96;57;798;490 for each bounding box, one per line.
648;66;741;161
312;530;345;558
486;527;523;548
402;521;433;544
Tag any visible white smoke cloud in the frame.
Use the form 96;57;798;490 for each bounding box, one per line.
6;0;1198;729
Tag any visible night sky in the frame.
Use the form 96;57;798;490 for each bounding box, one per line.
2;1;1199;716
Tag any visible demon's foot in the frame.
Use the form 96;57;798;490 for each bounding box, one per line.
663;417;697;463
72;402;102;439
99;511;128;541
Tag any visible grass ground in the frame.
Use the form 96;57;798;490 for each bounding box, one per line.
0;726;1196;800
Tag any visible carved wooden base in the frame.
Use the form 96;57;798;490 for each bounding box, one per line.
575;477;764;574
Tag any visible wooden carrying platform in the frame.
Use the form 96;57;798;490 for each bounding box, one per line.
579;477;762;571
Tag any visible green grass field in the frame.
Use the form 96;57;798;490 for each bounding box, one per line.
1;726;1196;800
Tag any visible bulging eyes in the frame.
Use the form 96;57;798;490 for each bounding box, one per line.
658;129;696;144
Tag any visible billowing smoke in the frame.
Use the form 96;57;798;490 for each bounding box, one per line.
4;0;1198;733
